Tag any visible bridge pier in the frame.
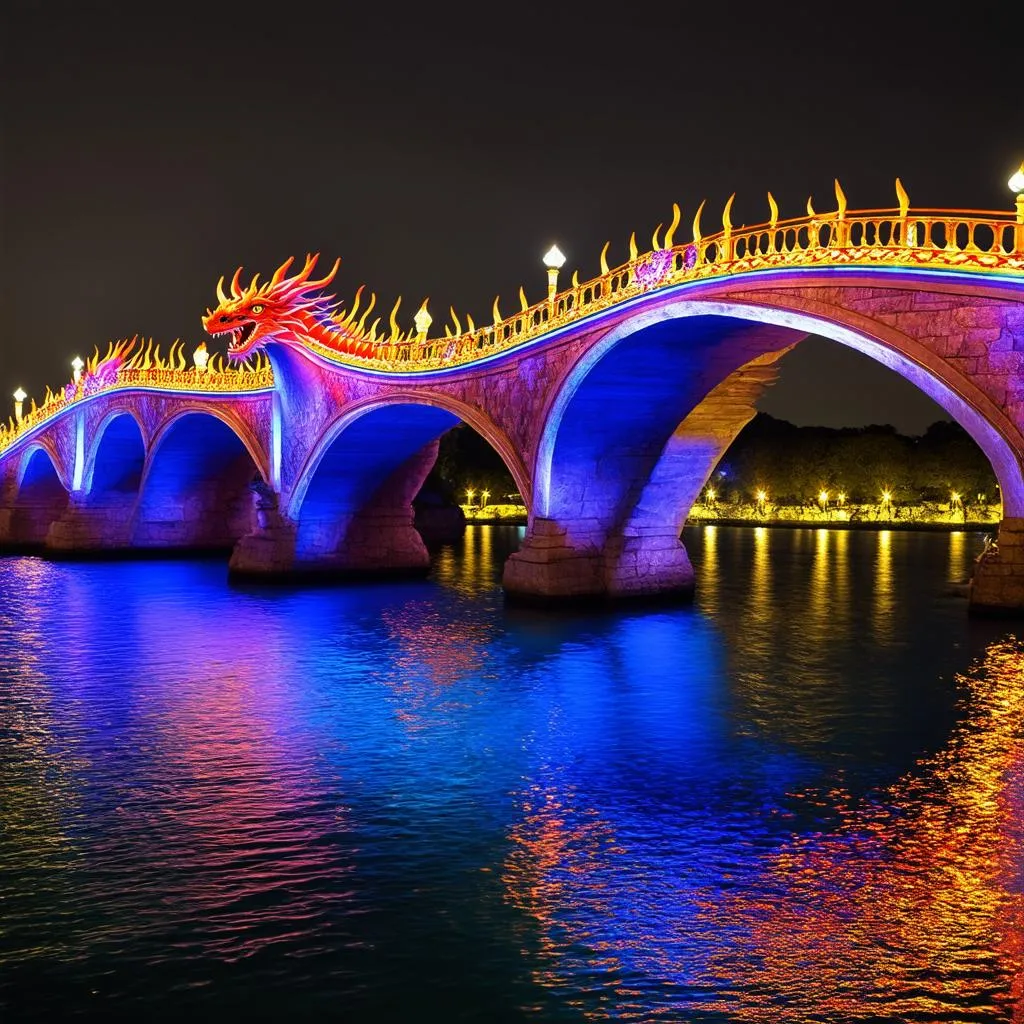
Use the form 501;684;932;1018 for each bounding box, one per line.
502;517;694;604
969;518;1024;615
45;499;135;553
230;441;437;581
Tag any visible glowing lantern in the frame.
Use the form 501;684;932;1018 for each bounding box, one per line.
71;356;84;384
543;244;566;301
13;387;26;423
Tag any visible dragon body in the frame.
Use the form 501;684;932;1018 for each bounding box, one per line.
202;254;392;362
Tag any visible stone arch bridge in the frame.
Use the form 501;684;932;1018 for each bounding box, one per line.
2;188;1023;612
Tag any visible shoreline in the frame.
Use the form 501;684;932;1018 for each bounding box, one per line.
687;517;993;533
460;516;996;534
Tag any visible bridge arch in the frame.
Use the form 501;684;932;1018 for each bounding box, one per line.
289;392;530;521
535;296;1024;538
8;445;71;546
84;410;147;499
134;408;268;549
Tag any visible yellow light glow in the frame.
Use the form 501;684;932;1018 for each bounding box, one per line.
1009;164;1024;194
756;489;768;504
13;388;26;403
71;356;84;372
706;488;715;502
414;305;433;336
818;490;828;505
881;490;892;504
837;492;846;505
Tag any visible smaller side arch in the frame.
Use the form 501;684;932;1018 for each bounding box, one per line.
133;409;268;550
5;445;72;546
83;409;148;498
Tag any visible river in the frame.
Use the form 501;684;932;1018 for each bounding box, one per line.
1;525;1021;1021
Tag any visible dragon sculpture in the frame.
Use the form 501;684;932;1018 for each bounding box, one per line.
202;253;388;361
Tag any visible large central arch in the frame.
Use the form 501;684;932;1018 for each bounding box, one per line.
537;297;1024;529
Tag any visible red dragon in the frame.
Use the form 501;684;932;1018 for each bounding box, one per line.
202;254;380;361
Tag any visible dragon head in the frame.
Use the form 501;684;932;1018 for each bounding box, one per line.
202;253;341;361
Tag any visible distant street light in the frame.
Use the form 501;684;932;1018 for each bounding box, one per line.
13;387;26;424
705;486;716;506
837;491;846;507
465;488;476;510
543;245;566;303
71;356;84;385
881;489;892;520
756;488;768;516
481;489;490;509
818;489;828;510
950;490;963;521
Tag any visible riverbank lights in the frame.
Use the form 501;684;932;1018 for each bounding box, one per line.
465;488;475;509
71;355;84;384
543;244;566;301
13;387;26;423
481;489;490;508
193;342;210;372
818;489;829;510
756;488;768;515
705;486;716;505
837;492;846;506
881;489;892;517
414;302;432;341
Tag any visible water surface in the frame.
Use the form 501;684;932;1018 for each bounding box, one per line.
1;525;1021;1021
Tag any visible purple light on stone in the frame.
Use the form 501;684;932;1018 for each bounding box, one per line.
633;251;674;289
684;245;698;270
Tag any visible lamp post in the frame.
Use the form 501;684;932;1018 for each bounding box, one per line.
950;490;962;522
542;245;566;304
705;486;716;508
465;488;475;512
881;489;892;521
481;489;490;511
1011;163;1024;252
13;387;26;424
818;489;829;516
756;488;768;518
71;355;84;385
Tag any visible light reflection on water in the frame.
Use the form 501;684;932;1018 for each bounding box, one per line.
0;525;1020;1022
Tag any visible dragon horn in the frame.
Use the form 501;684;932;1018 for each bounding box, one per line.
269;256;295;288
230;266;244;298
216;275;229;304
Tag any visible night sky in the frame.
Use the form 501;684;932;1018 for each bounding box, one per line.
2;3;1020;435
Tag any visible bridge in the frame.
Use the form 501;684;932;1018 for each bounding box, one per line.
2;180;1023;612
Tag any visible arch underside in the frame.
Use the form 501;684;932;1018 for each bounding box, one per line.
135;413;261;548
294;404;459;562
88;412;146;500
8;447;70;545
540;300;1024;555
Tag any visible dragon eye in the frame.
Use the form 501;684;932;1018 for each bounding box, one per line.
251;304;264;314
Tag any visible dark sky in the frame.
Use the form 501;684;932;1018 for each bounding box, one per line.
2;2;1020;434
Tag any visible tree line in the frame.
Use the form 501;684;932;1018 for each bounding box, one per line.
427;415;998;510
715;414;997;508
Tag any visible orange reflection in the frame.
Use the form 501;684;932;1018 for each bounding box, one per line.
502;638;1024;1021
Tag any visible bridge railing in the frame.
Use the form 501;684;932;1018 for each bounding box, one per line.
316;201;1021;373
0;359;274;457
4;197;1022;457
